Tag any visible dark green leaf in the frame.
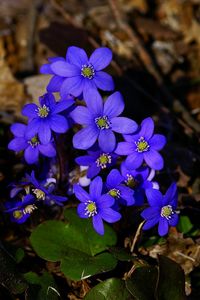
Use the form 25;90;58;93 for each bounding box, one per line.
157;255;186;300
177;216;193;234
125;266;158;300
84;278;133;300
109;247;133;261
24;272;60;300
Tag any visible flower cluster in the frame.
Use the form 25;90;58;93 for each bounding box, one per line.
6;46;179;236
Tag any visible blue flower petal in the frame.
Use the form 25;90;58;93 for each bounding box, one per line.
77;203;88;218
98;194;115;208
100;208;121;223
142;216;159;230
98;129;116;152
103;91;124;118
115;142;134;155
66;46;88;67
40;63;54;74
22;103;38;118
89;176;103;200
47;76;65;93
70;106;92;125
125;152;143;169
8;137;27;152
38;143;56;157
51;61;80;77
24;146;39;164
87;163;100;178
10;123;26;137
149;134;166;151
158;217;169;236
140;117;154;140
111;117;138;134
168;213;179;226
93;71;114;91
84;88;103;116
76;155;95;166
141;207;160;220
73;126;98;150
53;99;74;114
38;122;51;144
144;149;164;170
89;47;112;71
74;184;90;202
119;186;135;206
163;182;178;207
106;169;123;188
146;188;163;207
50;115;68;133
92;214;104;235
60;76;84;98
25;119;40;140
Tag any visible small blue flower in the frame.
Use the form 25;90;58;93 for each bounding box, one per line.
115;117;166;170
74;176;121;235
75;148;118;178
5;194;36;223
141;183;179;236
120;162;159;205
22;93;74;144
8;123;56;164
41;46;114;99
71;90;138;152
105;169;135;206
27;171;67;206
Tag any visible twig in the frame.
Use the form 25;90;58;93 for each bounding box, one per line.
130;221;145;253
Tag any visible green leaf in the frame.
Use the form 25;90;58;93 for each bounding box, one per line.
30;208;118;281
157;255;186;300
84;278;133;300
24;272;60;300
109;247;133;261
177;216;193;234
61;251;117;281
125;266;158;300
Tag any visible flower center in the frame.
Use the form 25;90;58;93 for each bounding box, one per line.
108;188;121;198
37;105;50;118
28;135;40;148
81;64;95;79
135;137;150;152
13;210;23;220
23;204;37;214
125;174;138;188
32;188;45;200
161;205;174;220
96;153;112;169
85;200;97;217
95;116;110;129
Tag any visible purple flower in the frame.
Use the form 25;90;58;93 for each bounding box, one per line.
42;46;114;99
120;162;159;205
74;176;121;235
40;57;66;93
5;194;36;223
75;148;117;178
27;171;67;206
141;183;179;236
105;169;135;206
8;123;56;164
22;93;74;144
71;90;138;152
115;117;166;170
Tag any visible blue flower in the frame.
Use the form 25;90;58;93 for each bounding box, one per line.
74;176;121;235
141;183;179;236
105;169;135;206
71;90;138;152
8;123;56;164
22;93;74;144
5;194;36;223
115;117;166;170
41;46;114;99
27;171;67;206
120;162;159;205
75;148;118;178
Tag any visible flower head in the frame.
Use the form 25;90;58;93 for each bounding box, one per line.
8;123;56;164
105;169;135;206
71;90;138;152
74;176;121;235
120;162;159;205
141;183;179;236
115;117;166;170
26;171;67;206
22;93;74;144
41;46;114;99
75;147;117;178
